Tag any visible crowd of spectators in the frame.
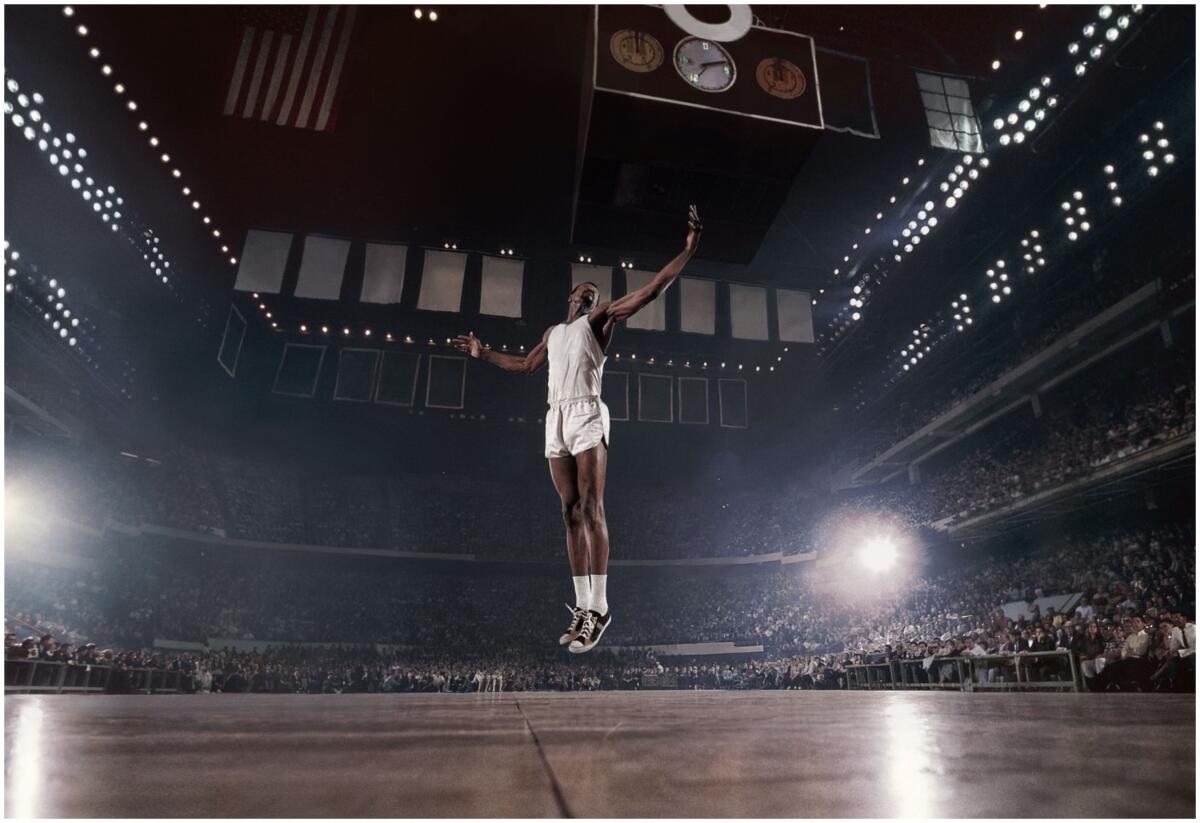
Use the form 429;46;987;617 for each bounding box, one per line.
916;372;1194;525
7;518;1193;692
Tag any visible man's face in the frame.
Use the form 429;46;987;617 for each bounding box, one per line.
569;283;599;313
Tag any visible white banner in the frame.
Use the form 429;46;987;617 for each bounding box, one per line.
417;250;467;312
233;229;292;293
776;288;815;343
360;243;407;304
729;283;769;341
479;256;524;318
294;235;350;300
622;269;666;330
571;263;612;305
680;277;715;335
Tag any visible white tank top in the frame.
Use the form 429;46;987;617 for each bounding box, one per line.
546;316;606;404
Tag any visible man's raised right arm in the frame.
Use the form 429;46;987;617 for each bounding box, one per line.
453;329;550;375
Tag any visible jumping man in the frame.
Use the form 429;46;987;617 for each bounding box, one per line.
453;205;701;653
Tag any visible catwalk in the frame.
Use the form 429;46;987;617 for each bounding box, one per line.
5;691;1194;818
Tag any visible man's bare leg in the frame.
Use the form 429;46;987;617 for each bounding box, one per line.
548;455;590;578
574;443;609;614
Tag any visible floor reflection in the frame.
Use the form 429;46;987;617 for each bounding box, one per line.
884;697;941;818
8;701;44;819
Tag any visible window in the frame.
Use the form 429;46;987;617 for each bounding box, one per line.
915;71;983;154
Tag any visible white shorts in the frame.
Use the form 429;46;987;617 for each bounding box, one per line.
545;397;610;459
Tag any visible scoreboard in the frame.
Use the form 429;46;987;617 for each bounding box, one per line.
592;5;825;130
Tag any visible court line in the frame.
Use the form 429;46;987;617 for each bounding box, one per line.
514;698;575;818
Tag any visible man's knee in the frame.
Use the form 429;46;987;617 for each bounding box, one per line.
562;499;583;527
579;498;605;528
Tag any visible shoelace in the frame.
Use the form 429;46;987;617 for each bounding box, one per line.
578;611;597;641
569;609;586;633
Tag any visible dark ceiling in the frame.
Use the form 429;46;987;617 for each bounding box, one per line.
6;3;1072;288
4;4;1193;460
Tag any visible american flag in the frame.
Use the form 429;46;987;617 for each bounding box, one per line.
223;6;358;132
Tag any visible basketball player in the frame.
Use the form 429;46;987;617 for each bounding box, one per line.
453;205;701;653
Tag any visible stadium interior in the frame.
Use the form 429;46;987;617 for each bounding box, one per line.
3;2;1196;819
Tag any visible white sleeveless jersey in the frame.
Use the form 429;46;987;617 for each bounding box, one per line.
546;316;606;403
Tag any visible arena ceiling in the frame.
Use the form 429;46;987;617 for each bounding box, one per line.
7;4;1068;286
5;4;1192;450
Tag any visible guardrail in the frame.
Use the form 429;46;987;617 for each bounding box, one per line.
5;659;188;694
845;651;1082;692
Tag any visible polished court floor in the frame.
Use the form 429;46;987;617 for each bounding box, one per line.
4;691;1195;818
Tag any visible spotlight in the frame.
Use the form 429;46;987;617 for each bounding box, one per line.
991;59;1001;70
414;8;423;18
1013;29;1023;41
429;10;438;21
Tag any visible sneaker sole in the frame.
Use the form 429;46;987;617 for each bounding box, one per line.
568;615;612;654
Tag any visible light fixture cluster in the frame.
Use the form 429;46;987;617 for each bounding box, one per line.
1061;189;1090;242
986;257;1014;304
413;8;438;21
443;241;459;250
577;254;593;264
618;260;635;269
896;325;937;373
4;242;93;356
135;229;174;285
498;248;517;256
1138;120;1175;179
951;294;973;332
1069;5;1136;78
1019;228;1047;275
62;6;235;266
993;75;1056;147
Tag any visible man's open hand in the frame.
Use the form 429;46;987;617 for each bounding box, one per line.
452;332;483;359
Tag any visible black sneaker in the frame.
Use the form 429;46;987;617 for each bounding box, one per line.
568;609;612;654
559;604;588;646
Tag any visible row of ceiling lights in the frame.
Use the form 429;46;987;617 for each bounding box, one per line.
247;292;787;375
64;5;238;268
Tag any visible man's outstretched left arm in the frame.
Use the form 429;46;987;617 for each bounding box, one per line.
596;205;701;325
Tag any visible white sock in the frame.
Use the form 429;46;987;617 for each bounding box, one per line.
572;575;590;611
590;574;608;615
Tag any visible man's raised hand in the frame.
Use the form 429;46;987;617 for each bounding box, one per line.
685;204;702;253
452;332;483;359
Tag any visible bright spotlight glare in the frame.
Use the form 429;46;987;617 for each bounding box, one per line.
859;537;898;573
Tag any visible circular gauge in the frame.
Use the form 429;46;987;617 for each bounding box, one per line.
673;36;736;93
756;57;807;99
609;29;664;73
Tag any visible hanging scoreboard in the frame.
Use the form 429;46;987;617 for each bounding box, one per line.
593;5;824;129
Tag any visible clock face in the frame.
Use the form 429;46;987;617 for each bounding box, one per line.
756;58;807;100
673;37;736;93
609;29;664;73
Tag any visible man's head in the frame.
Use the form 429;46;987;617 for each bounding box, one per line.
568;281;600;316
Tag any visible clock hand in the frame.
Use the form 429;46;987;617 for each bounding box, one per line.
698;59;728;69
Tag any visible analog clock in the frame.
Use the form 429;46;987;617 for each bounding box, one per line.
609;29;664;73
673;37;736;93
755;58;807;100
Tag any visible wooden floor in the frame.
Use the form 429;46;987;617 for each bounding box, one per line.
4;691;1195;818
